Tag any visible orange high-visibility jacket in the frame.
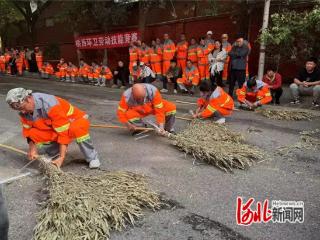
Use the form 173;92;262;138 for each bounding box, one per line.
176;41;188;60
197;87;234;118
149;47;162;64
162;39;176;61
79;63;90;77
36;52;43;63
205;38;215;52
20;93;87;145
88;66;101;79
236;80;272;105
67;66;78;77
178;65;200;86
222;42;232;81
139;47;150;64
4;53;11;63
187;44;198;64
129;47;139;62
45;64;54;75
100;66;113;80
117;84;166;124
57;63;68;73
197;45;211;65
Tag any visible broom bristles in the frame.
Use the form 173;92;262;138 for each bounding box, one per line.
33;159;161;240
171;120;265;172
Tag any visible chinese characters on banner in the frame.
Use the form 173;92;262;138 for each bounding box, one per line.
74;31;139;49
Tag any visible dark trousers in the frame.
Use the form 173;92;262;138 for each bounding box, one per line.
229;69;246;98
142;75;155;83
271;88;283;104
0;187;9;240
210;70;223;87
113;75;128;86
162;76;178;90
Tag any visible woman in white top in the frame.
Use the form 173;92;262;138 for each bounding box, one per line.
208;40;227;87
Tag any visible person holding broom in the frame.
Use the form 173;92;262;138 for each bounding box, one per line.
5;88;101;169
117;83;176;134
236;77;272;110
192;81;234;124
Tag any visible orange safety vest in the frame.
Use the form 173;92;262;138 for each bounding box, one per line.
236;80;272;105
149;47;162;64
117;83;175;124
139;47;150;64
20;93;87;145
129;47;139;62
36;52;43;63
162;39;176;61
205;38;215;52
179;65;200;86
187;45;198;64
100;66;113;79
176;41;188;60
222;42;232;81
197;45;210;65
4;53;11;63
45;64;54;74
197;86;234;118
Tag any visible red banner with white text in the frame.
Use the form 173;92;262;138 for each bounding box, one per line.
74;31;139;49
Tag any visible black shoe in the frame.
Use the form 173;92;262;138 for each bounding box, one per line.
275;100;280;105
312;101;319;107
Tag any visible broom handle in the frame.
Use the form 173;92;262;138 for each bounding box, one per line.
176;116;193;121
91;124;154;131
0;143;28;156
175;100;197;105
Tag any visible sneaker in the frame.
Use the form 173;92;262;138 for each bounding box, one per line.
111;84;118;88
89;159;101;169
160;88;168;93
312;101;319;107
290;99;300;104
100;83;106;87
173;89;178;94
120;85;126;89
215;117;226;124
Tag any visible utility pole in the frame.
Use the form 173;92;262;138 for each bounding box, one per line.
257;0;271;80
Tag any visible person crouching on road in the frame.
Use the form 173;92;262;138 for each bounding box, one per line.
117;83;176;134
192;81;234;124
236;77;272;110
6;88;101;169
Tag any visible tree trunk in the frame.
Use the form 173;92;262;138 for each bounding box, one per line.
257;0;271;80
103;49;108;65
73;32;83;64
138;1;147;41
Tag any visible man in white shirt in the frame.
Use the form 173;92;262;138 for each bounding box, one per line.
139;62;155;83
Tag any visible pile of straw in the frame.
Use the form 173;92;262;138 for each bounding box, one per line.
171;121;265;172
257;109;316;121
278;129;320;155
33;159;161;240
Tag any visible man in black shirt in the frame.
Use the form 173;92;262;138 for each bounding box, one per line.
112;61;129;89
290;57;320;107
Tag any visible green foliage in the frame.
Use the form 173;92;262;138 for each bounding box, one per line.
0;0;23;31
259;4;320;65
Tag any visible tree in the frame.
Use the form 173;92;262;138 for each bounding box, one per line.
10;0;52;45
0;0;23;50
259;2;320;68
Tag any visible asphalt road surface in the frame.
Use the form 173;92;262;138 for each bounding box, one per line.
0;76;319;240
